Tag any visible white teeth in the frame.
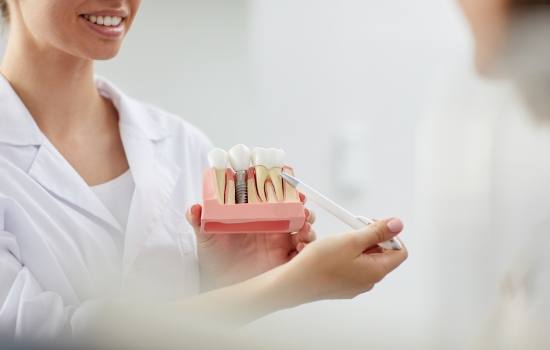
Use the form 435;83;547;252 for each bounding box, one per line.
268;149;286;202
83;15;123;27
273;149;286;168
253;148;286;202
210;145;290;205
252;147;278;169
208;149;229;204
228;144;252;172
208;148;229;169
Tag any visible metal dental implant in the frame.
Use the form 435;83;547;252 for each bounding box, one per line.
234;171;248;204
228;144;252;204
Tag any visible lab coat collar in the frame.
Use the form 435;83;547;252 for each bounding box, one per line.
0;74;172;146
95;77;172;142
0;74;46;146
0;75;180;246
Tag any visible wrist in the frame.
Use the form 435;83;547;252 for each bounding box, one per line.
258;259;312;310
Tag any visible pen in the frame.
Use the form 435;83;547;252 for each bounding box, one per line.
281;173;402;250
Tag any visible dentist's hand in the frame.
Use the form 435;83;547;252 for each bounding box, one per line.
186;201;316;291
276;218;408;304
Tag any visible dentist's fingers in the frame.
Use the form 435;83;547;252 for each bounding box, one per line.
350;218;404;255
185;204;202;228
305;209;316;225
186;204;216;245
362;246;408;277
292;223;316;246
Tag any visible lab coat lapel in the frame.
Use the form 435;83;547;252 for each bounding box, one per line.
27;144;124;233
119;130;180;275
98;78;180;274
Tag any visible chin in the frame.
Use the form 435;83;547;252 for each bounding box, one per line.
85;46;123;61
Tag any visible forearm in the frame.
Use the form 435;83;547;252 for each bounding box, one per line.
176;263;304;326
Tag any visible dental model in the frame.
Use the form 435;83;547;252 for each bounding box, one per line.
247;168;260;204
228;144;251;204
207;148;229;204
225;169;236;205
282;167;300;202
201;145;306;234
269;149;286;202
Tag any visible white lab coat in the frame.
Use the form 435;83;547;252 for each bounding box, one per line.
0;75;212;340
416;65;550;349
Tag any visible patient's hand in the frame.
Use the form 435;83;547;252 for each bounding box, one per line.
186;202;316;291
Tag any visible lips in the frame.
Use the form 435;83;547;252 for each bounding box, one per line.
79;13;127;39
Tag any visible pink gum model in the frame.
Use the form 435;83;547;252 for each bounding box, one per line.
200;167;306;234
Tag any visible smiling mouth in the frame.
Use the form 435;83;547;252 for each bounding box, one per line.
80;14;126;27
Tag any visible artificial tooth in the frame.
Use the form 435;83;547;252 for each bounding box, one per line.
253;147;286;202
228;144;251;204
208;148;229;204
247;168;260;204
225;170;236;205
252;147;273;202
265;179;278;203
282;167;300;202
268;149;286;202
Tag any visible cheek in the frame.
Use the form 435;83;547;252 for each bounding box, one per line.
20;1;80;49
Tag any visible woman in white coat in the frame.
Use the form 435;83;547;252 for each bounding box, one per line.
416;0;550;347
0;0;407;342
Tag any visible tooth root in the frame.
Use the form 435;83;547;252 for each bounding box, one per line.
225;172;236;205
268;168;284;202
265;179;278;203
254;166;269;202
214;169;226;204
247;168;260;204
283;167;300;202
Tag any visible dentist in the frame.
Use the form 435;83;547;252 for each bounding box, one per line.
0;0;407;341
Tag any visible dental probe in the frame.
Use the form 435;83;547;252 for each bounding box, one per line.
281;173;402;251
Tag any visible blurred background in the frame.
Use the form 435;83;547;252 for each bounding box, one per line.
1;0;522;348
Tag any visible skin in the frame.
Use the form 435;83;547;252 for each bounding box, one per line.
459;0;550;120
0;0;407;325
458;0;510;75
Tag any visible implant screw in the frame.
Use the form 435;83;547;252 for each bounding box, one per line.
235;171;248;204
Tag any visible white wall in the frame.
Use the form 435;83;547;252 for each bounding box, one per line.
1;1;470;347
243;1;470;348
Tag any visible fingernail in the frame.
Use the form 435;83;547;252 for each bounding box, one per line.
191;205;201;216
386;218;403;233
